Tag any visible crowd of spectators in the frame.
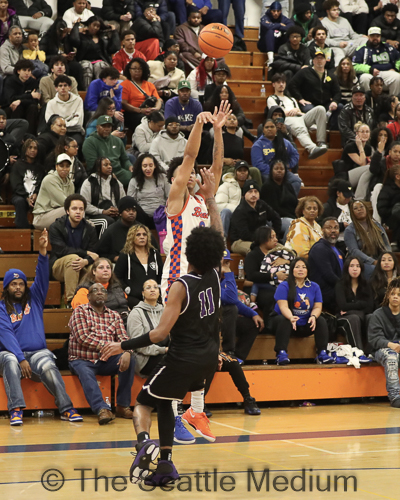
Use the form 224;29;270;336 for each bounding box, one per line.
2;0;400;423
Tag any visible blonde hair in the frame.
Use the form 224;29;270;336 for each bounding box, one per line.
354;121;369;133
122;224;153;255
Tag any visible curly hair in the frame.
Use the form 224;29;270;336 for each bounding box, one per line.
370;251;400;301
13;59;34;74
382;276;400;306
185;226;225;274
370;126;393;155
323;0;340;11
286;25;305;38
295;196;324;218
166;156;199;183
21;138;38;161
79;257;121;288
122;224;153;255
349;200;387;257
124;57;150;81
204;84;241;116
132;153;165;190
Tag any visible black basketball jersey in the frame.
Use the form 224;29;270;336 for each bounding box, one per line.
165;268;220;373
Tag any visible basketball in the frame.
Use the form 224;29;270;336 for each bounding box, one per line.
198;23;234;59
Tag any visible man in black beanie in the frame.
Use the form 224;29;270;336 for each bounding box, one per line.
292;2;322;43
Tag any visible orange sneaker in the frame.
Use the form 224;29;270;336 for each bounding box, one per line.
181;408;215;442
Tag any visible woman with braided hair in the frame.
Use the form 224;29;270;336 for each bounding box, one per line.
369;276;400;408
344;200;391;279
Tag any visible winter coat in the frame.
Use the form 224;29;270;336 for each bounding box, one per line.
344;220;391;265
308;41;336;71
230;198;282;243
353;41;400;74
293;12;321;43
215;172;242;213
80;173;125;216
272;42;311;74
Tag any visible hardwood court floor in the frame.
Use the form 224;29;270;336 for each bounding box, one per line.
1;402;400;500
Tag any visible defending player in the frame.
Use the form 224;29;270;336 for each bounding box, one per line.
100;225;225;486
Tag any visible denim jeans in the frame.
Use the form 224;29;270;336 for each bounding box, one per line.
69;354;135;414
220;208;233;238
0;349;73;413
374;348;400;403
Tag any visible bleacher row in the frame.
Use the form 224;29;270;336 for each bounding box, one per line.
0;27;390;411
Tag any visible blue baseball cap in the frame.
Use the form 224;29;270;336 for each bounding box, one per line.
223;249;233;261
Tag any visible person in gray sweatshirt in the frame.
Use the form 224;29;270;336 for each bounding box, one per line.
127;279;167;377
368;277;400;408
321;0;366;62
149;115;187;172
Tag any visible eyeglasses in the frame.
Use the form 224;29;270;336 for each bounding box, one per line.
144;286;159;291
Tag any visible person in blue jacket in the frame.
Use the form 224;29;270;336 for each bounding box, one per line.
258;1;294;66
84;66;123;113
0;229;83;426
220;249;264;361
251;117;301;195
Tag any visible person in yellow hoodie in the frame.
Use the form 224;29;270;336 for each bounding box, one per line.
22;33;48;79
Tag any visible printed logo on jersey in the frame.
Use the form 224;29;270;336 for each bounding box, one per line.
191;206;209;220
10;303;31;323
293;293;311;317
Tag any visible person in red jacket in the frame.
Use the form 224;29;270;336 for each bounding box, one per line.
112;30;147;78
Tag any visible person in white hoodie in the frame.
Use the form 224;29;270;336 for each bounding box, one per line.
132;111;165;155
127;279;167;377
215;162;252;238
148;115;187;172
45;75;84;147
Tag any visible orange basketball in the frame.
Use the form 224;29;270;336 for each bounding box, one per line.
198;23;234;59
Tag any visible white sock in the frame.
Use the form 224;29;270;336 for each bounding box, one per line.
267;51;274;64
191;390;204;414
172;400;179;418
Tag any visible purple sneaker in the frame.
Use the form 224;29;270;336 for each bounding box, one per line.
129;440;160;484
144;460;180;487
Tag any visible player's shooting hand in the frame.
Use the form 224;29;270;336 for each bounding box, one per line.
196;111;215;124
20;360;32;378
100;342;124;361
213;100;232;129
197;168;215;199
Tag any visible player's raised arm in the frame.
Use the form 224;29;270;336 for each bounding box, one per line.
210;100;231;190
197;168;224;239
167;111;215;214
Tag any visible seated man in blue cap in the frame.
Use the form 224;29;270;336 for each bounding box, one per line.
0;229;82;426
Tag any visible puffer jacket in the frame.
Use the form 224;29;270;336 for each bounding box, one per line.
215;172;242;213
